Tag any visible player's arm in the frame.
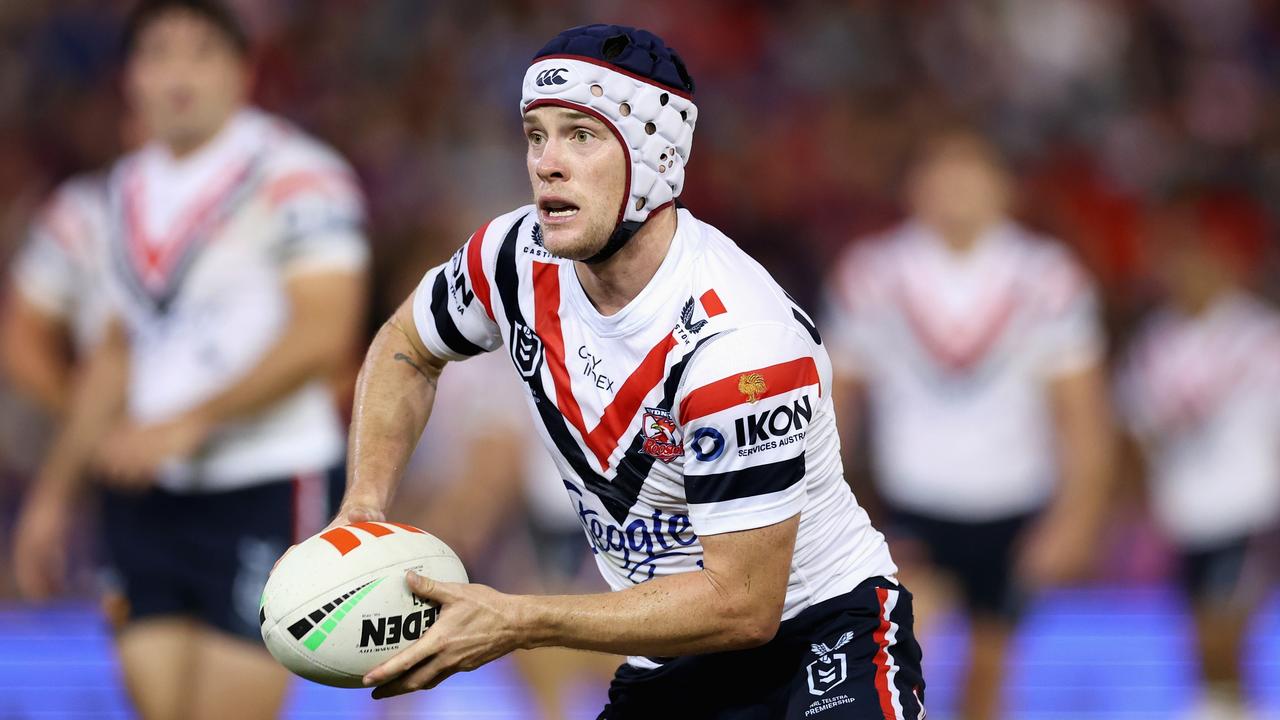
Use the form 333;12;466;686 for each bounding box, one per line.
13;318;129;598
0;292;74;417
336;295;446;523
364;514;799;697
95;268;368;482
1019;263;1115;586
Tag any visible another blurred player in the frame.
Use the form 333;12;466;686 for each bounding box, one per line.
11;1;369;718
2;172;111;417
825;130;1113;720
1117;194;1279;720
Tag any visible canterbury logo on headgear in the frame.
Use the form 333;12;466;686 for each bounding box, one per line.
535;68;568;86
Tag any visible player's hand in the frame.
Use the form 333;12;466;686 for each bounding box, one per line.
12;486;72;600
94;414;211;487
1016;513;1096;588
363;571;525;698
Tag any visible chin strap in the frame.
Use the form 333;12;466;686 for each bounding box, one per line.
583;219;644;265
582;200;683;265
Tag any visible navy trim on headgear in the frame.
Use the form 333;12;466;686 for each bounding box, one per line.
534;24;695;102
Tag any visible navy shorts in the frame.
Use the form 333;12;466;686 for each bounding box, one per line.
889;506;1035;621
100;464;344;642
598;576;925;719
1178;536;1251;603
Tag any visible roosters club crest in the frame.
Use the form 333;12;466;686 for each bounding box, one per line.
738;372;767;404
641;407;683;463
807;630;853;696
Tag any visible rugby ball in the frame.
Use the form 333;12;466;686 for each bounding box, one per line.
259;522;468;688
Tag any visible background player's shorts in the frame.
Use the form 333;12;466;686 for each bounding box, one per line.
99;464;344;642
598;576;925;720
888;506;1036;622
1178;535;1252;604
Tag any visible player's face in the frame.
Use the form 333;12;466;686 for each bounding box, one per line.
910;141;1009;242
524;107;626;260
125;10;247;153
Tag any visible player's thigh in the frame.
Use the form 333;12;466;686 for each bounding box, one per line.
187;625;291;720
116;616;198;720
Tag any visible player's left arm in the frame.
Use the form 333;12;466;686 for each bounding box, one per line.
363;514;799;698
1018;257;1116;586
97;166;370;479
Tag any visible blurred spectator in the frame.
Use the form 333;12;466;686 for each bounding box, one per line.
823;129;1115;720
1115;190;1280;720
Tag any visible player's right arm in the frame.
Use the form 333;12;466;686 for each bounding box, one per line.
0;294;73;417
336;296;446;524
13;318;129;599
336;222;506;525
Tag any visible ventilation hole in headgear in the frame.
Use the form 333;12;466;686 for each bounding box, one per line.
644;122;656;135
680;110;687;121
659;93;669;106
619;102;631;117
658;164;666;173
660;153;667;161
635;197;646;211
602;34;630;60
590;84;603;97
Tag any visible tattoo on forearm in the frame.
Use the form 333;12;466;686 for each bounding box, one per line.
393;352;437;387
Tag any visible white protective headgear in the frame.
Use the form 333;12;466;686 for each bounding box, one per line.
521;45;698;262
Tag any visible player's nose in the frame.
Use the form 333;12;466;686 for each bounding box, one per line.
535;139;569;183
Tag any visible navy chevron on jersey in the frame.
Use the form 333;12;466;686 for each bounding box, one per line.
413;207;896;668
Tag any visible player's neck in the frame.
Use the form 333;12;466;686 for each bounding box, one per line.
573;206;678;317
162;108;240;160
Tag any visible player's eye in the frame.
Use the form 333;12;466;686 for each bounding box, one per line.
572;129;592;143
526;130;545;146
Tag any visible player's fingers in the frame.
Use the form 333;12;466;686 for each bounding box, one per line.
404;570;450;601
371;657;451;699
363;632;439;686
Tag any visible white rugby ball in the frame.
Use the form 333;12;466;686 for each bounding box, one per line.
260;521;468;688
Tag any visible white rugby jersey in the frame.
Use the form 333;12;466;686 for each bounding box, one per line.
825;220;1104;520
413;207;896;665
10;172;112;349
100;108;368;491
1117;292;1280;547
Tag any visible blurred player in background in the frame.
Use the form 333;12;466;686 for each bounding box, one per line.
1116;192;1280;720
825;130;1114;720
10;1;369;718
333;24;923;719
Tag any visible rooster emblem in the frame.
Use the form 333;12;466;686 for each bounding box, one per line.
738;373;767;403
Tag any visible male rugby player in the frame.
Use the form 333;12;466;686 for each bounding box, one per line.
334;24;924;719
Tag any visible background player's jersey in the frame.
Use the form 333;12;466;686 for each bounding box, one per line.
413;207;896;667
10;172;112;349
101;107;368;491
825;220;1104;520
1117;292;1280;547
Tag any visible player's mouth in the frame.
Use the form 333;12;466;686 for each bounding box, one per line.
538;197;580;225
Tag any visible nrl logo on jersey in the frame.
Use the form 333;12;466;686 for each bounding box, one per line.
511;321;544;379
640;407;683;463
807;630;854;696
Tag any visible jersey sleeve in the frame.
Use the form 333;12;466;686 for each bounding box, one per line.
1030;248;1105;378
265;147;370;277
676;324;821;536
10;183;94;318
820;243;884;380
411;222;503;361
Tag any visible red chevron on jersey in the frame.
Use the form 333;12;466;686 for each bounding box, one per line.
895;282;1018;372
533;260;679;471
465;221;495;321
